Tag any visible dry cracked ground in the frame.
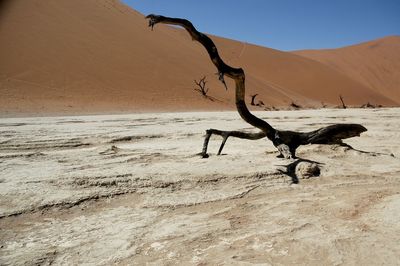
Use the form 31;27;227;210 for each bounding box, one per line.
0;109;399;265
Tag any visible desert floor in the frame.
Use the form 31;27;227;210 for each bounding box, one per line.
1;108;399;265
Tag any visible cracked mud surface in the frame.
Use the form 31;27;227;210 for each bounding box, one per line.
1;109;399;265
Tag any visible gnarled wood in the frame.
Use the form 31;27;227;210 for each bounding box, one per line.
145;14;367;159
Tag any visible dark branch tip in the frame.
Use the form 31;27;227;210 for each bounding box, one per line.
216;72;228;90
145;14;161;30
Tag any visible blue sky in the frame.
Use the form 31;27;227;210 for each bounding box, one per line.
123;0;400;51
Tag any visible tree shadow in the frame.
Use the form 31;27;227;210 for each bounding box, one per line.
276;143;395;184
277;158;323;184
339;143;395;157
201;94;222;102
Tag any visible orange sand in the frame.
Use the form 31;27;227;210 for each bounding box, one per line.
0;0;398;116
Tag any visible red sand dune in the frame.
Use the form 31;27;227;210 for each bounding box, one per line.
294;36;400;105
0;0;398;116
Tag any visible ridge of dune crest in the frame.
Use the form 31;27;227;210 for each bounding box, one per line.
294;36;400;105
0;0;398;116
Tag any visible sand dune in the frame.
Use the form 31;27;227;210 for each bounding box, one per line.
294;36;400;105
1;109;399;264
0;0;397;116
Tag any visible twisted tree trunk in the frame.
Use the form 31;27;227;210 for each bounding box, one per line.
146;15;367;159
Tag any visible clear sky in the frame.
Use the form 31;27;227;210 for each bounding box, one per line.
123;0;400;51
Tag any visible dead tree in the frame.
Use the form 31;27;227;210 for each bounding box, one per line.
339;95;347;109
250;94;258;106
290;101;301;109
251;94;265;107
146;15;367;159
360;102;380;108
194;76;209;97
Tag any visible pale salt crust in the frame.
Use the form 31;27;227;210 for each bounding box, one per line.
0;108;399;265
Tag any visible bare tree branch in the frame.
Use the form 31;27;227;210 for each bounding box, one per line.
194;76;209;96
145;14;367;159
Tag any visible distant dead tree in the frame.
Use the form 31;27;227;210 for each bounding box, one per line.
290;101;301;109
360;102;382;108
361;102;374;108
339;95;347;109
194;76;209;97
146;14;367;159
250;94;265;107
250;94;258;105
